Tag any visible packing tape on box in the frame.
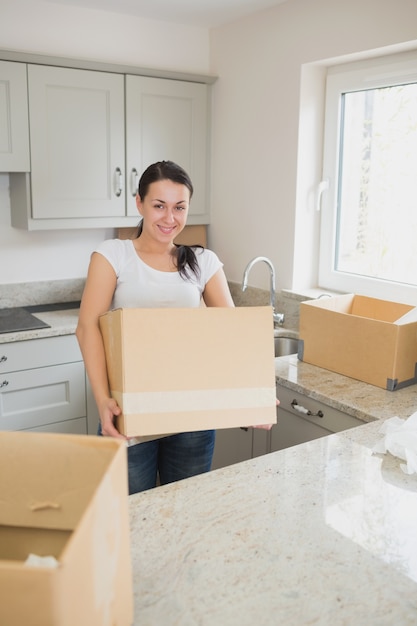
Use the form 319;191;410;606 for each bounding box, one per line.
112;387;276;414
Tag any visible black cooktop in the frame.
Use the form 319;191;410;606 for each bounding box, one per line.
0;301;80;334
0;308;50;334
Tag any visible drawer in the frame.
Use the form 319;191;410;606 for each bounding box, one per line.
0;361;86;431
26;416;87;435
276;384;363;434
0;335;82;373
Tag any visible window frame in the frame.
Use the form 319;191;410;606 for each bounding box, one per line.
318;50;417;305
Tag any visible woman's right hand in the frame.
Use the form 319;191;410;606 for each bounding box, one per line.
99;397;127;440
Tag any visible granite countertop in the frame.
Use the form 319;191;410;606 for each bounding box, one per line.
128;418;417;625
275;353;417;423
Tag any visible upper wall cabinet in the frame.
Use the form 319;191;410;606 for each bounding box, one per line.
30;65;125;221
11;65;127;229
0;61;30;172
8;61;211;230
125;75;208;220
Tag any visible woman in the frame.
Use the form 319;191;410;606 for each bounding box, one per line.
76;160;235;494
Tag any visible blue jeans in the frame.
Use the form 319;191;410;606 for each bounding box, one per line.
98;424;215;495
127;430;216;494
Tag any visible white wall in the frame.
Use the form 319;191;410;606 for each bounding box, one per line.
0;0;209;285
0;0;209;72
2;0;417;289
209;0;417;290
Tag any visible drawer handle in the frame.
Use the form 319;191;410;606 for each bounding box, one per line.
0;355;7;363
130;168;139;197
291;399;323;418
0;380;9;389
114;167;123;197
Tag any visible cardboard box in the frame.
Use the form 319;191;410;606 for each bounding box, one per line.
298;294;417;390
99;306;277;438
0;431;133;626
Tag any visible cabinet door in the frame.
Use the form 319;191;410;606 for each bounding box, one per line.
0;60;30;171
27;65;125;219
0;362;86;431
0;334;82;374
27;416;87;435
126;75;209;222
211;427;253;470
270;384;364;453
270;407;332;452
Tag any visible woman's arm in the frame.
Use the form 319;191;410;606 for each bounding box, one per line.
202;268;235;307
76;252;126;440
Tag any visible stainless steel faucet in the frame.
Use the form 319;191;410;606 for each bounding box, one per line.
241;256;285;326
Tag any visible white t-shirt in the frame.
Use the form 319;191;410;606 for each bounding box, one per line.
95;239;223;309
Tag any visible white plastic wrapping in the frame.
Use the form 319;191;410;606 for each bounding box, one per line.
373;412;417;475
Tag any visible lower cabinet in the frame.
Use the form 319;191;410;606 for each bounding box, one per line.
211;427;253;470
253;383;364;455
211;384;364;470
0;335;88;434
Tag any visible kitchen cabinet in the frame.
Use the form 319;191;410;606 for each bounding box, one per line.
11;64;126;229
0;60;30;172
9;63;210;229
28;65;125;221
211;427;253;470
0;334;87;434
253;383;364;454
125;75;209;220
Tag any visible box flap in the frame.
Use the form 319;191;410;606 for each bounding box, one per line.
394;307;417;325
0;432;123;530
351;295;413;322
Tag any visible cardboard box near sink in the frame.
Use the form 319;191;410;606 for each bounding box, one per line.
298;294;417;391
99;306;277;438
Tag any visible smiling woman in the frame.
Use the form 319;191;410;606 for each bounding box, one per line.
76;160;235;495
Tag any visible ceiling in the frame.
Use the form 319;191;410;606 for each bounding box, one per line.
46;0;289;28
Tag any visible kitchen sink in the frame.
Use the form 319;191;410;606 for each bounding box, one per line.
274;335;299;357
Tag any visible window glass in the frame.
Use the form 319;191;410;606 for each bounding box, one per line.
319;52;417;304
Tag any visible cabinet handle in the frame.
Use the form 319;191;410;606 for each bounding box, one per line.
0;355;7;363
114;167;123;197
291;399;323;418
130;168;139;197
0;380;9;389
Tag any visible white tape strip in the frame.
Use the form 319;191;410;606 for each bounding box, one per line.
112;387;276;414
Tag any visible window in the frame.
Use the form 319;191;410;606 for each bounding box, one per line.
319;51;417;304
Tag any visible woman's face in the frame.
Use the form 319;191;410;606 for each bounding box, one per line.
136;179;190;242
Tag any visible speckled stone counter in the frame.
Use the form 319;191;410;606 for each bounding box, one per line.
274;354;417;423
128;418;417;625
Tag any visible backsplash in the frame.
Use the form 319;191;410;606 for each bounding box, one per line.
1;279;304;332
228;282;303;332
0;279;85;309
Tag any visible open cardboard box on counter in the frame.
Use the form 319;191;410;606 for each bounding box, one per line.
99;306;277;439
298;294;417;391
0;431;133;626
